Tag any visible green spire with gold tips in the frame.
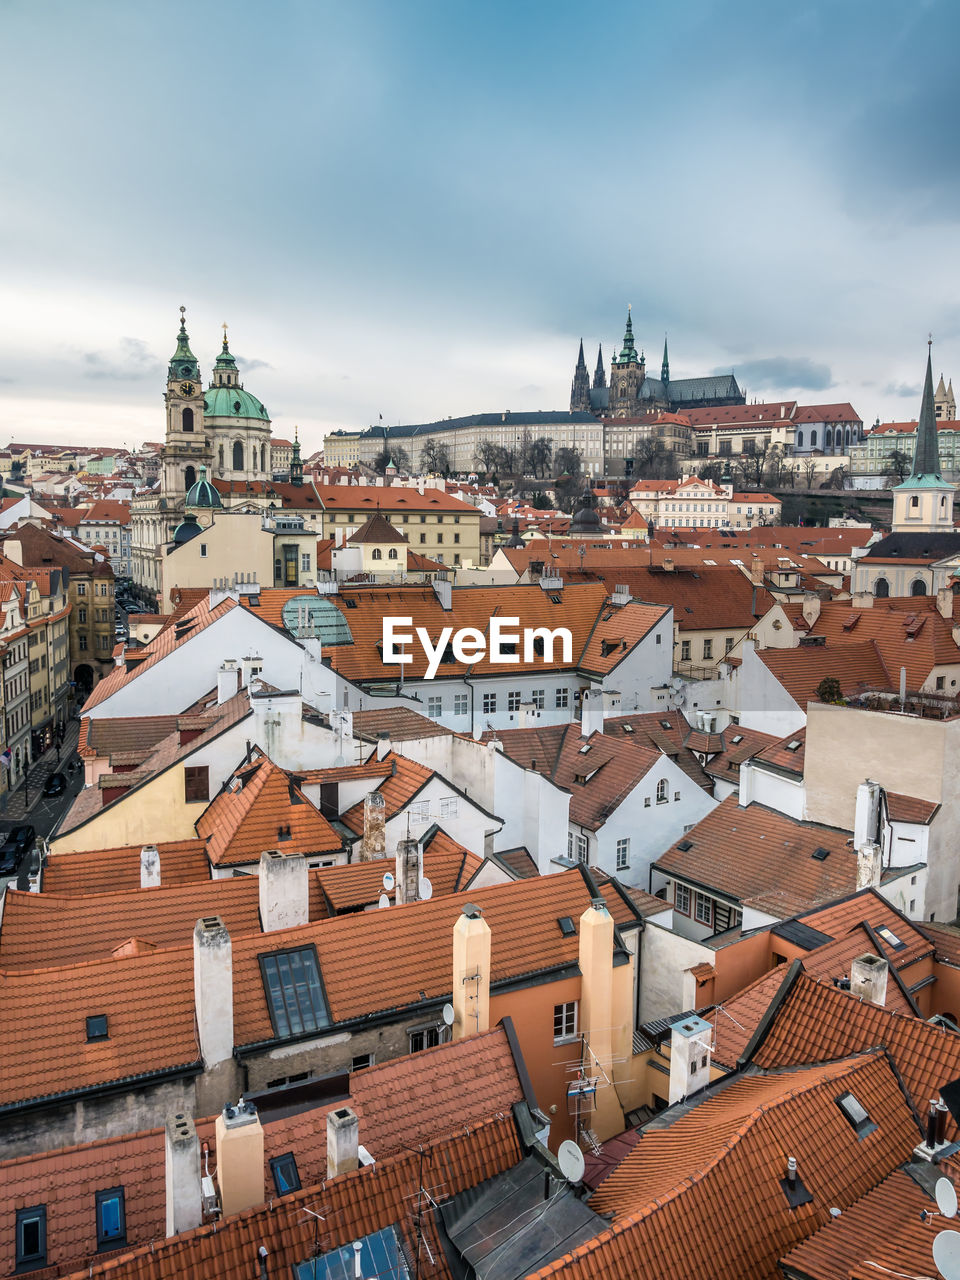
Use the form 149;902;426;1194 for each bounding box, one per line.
615;305;639;365
168;305;200;382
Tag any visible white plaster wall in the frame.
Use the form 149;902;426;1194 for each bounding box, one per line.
736;642;806;737
600;613;674;713
639;921;717;1024
741;762;805;819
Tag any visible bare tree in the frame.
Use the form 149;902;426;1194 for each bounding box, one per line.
419;440;451;474
800;455;820;489
882;449;911;486
373;445;410;475
524;436;553;478
740;440;771;486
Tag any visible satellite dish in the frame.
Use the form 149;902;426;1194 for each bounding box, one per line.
938;1178;959;1220
933;1228;960;1280
442;1002;455;1026
419;876;433;901
382;871;395;892
377;893;390;910
557;1139;586;1184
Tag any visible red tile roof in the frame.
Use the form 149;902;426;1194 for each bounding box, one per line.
654;797;856;919
758;641;892;708
338;752;436;835
196;753;342;867
315;829;481;913
41;839;211;894
884;789;940;824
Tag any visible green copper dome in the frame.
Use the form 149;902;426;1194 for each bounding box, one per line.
185;465;222;509
172;513;203;545
204;385;270;420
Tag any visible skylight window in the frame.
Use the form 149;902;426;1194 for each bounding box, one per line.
295;1226;408;1280
259;946;330;1038
836;1091;877;1138
86;1014;109;1041
622;723;634;733
270;1153;302;1195
786;740;802;752
660;720;672;730
578;744;592;754
731;734;744;745
876;924;906;952
281;596;353;644
557;916;576;937
811;847;831;861
677;840;693;852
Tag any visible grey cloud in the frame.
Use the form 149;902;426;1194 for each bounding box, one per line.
882;381;921;398
715;357;833;392
82;336;162;381
236;356;272;373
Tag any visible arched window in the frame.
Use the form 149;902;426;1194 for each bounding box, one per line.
184;465;196;489
810;430;818;448
372;548;382;560
911;495;919;509
656;778;668;803
874;577;890;598
797;430;803;448
233;440;243;471
251;447;256;471
911;579;928;596
825;427;832;448
182;408;194;433
260;443;266;472
219;444;225;470
388;547;398;560
845;427;851;447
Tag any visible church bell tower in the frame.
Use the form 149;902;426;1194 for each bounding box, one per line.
162;307;211;501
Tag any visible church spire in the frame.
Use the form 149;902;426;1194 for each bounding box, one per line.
661;334;670;384
593;344;606;390
168;305;200;383
570;338;591;411
615;305;639;365
290;425;303;486
911;340;942;481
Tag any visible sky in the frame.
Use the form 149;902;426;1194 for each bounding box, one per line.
2;0;959;456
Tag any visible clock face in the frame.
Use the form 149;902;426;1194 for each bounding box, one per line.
180;382;194;397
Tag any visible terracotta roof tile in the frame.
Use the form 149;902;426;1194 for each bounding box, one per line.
654;798;856;919
339;752;435;835
351;706;454;742
922;920;960;967
884;789;940;824
758;641;893;708
41;839;211;894
197;754;342;867
315;829;482;913
752;726;806;774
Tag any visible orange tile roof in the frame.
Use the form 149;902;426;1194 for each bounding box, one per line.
600;710;712;791
922;920;960;967
537;1053;916;1280
752;726;806;774
654;798;856;919
77;713;180;760
350;705;454;742
339;752;436;834
702;725;780;781
884;790;940;824
197;754;342;867
41;839;211;894
315;829;482;913
758;641;892;707
80;595;238;712
315;483;478;513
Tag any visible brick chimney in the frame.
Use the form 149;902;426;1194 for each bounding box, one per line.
849;952;888;1006
668;1014;712;1104
395;838;420;905
140;844;161;888
327;1105;359;1179
165;1113;202;1236
750;556;765;587
259;850;308;931
359;792;386;861
193;917;234;1068
452;903;490;1039
801;591;821;629
214;1099;264;1217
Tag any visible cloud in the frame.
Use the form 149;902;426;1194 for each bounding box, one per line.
715;357;833;393
82;336;162;381
882;381;921;398
236;356;272;374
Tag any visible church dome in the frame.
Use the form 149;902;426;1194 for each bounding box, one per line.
172;513;203;545
204;385;270;421
570;494;602;532
185;465;222;509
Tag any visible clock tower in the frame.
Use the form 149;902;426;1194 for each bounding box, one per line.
162;306;211;501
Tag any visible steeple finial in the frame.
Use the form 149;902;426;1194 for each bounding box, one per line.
222;321;229;350
179;305;187;331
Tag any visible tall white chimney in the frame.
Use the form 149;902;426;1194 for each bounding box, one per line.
259;850;309;932
849;952;888;1006
165;1113;202;1236
327;1106;360;1178
668;1014;712;1105
217;661;239;705
193;917;234;1068
376;732;392;762
580;688;604;738
854;780;882;850
140;844;161;888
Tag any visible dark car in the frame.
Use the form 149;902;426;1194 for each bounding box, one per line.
8;825;34;856
42;772;66;797
0;842;19;875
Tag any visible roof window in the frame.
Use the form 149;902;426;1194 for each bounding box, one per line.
557;916;576;937
785;739;802;752
659;719;672;730
86;1014;109;1041
730;734;744;744
875;924;906;952
578;743;592;754
622;723;634;733
295;1226;405;1280
259;946;330;1038
270;1152;302;1195
835;1091;877;1138
811;847;831;862
677;839;693;852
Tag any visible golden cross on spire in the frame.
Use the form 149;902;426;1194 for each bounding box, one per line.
222;321;229;346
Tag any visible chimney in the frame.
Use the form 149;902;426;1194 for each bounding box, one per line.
251;691;301;758
376;731;391;762
662;557;675;573
214;1099;264;1217
217;661;239;704
140;844;161;888
611;583;631;607
854;780;881;851
668;1014;713;1105
937;586;955;621
395;838;420;905
750;556;764;586
359;792;386;861
517;700;538;727
580;688;604;738
856;842;882;891
193;917;234;1068
327;1105;360;1179
432;577;452;610
165;1113;202;1236
578;898;623;1135
849;952;888;1006
801;591;821;629
452;903;491;1039
259;850;309;931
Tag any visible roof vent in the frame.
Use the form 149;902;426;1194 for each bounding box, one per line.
461;902;483;920
811;847;831;861
677;840;693;852
557;916;576;937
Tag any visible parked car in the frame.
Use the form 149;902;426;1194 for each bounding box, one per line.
0;842;20;875
8;824;34;857
42;772;66;797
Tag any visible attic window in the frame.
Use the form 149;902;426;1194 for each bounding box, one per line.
342;597;358;608
659;720;672;730
835;1091;877;1138
811;847;831;862
86;1014;109;1041
548;594;562;604
786;740;802;752
677;839;693;852
730;734;744;745
259;946;330;1038
574;773;588;785
578;744;592;754
875;924;906;952
622;724;634;733
557;916;576;937
270;1152;302;1194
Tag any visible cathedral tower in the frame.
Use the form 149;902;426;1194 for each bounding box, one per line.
892;342;955;533
609;307;644;417
570;340;591;412
162;307;211;501
593;344;606;390
935;372;956;421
